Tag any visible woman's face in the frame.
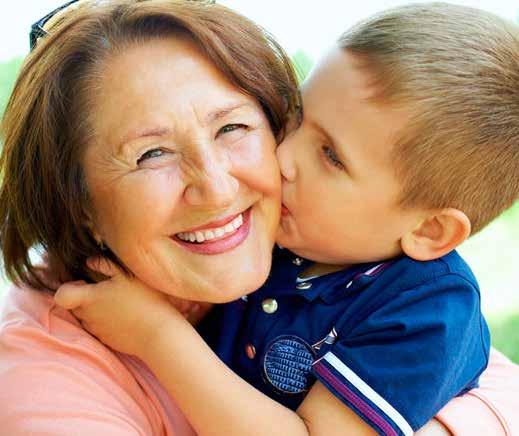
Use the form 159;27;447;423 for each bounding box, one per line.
83;37;281;303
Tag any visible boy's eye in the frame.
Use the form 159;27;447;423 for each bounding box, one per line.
137;148;164;165
217;123;247;137
321;145;345;170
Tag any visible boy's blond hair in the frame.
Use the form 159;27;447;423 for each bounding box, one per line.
340;2;519;234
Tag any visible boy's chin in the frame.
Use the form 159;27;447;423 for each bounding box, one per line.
275;216;296;244
275;232;301;255
274;227;291;248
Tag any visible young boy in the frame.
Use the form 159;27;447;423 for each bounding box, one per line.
56;3;519;435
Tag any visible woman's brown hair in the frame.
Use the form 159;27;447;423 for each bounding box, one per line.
0;0;300;291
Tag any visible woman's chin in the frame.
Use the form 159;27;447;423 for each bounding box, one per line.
213;269;269;304
209;259;272;303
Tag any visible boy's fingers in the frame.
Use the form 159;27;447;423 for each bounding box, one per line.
86;256;120;277
54;281;94;310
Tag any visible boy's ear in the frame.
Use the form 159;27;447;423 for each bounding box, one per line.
401;208;471;261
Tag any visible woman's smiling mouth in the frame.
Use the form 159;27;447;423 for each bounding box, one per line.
177;213;243;243
174;208;252;254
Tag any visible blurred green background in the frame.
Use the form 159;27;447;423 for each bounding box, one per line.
0;40;518;364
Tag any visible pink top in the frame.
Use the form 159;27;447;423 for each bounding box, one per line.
0;285;196;435
436;348;519;435
0;284;517;435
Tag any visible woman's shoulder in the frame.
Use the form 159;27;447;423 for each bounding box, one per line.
0;284;193;436
0;283;102;352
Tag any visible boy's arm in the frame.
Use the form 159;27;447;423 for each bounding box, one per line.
55;270;377;436
54;264;485;436
54;274;479;436
68;294;505;436
143;308;377;436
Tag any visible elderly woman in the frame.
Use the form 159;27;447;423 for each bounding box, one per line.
0;1;517;435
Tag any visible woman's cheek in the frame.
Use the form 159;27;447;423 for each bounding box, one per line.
230;133;281;196
105;166;184;233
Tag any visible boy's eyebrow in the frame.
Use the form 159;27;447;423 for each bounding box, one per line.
308;118;353;172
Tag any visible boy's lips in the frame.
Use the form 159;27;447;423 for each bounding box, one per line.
281;203;291;216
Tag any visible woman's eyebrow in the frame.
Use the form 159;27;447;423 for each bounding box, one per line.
121;127;171;144
206;103;253;123
118;127;172;152
118;103;253;149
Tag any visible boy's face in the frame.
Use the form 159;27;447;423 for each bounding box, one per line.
276;48;421;265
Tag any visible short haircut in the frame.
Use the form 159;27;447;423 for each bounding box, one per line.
0;0;300;290
339;2;519;234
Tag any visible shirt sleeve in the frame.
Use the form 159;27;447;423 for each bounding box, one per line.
435;348;519;435
311;274;490;436
0;359;155;436
0;313;163;436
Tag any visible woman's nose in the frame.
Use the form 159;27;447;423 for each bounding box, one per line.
184;154;239;208
276;135;297;183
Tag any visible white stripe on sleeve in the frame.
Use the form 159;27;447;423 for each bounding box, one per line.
323;352;414;436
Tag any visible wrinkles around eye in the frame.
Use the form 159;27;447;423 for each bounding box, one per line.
217;123;248;138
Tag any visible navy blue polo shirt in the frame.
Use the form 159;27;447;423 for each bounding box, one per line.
200;247;490;436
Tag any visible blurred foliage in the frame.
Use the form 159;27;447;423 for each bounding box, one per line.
291;49;313;84
501;201;519;235
0;57;23;118
490;313;519;363
0;54;518;364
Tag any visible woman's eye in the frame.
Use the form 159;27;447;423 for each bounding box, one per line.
321;145;345;170
217;123;247;137
137;148;164;165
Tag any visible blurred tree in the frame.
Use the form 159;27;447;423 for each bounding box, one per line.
490;313;519;363
0;57;23;117
291;49;313;84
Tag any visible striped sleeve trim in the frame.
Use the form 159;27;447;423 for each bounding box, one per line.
313;352;413;436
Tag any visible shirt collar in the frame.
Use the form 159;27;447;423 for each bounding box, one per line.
259;247;391;303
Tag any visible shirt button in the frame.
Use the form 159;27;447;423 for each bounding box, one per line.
296;282;312;290
262;298;278;314
292;257;303;266
245;344;256;359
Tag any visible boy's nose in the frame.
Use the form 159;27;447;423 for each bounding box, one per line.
276;137;297;183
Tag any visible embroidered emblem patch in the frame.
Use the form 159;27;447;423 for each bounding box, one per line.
263;336;316;394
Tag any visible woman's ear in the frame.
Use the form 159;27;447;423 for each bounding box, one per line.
401;208;471;261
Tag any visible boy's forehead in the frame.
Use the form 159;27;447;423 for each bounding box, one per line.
301;47;411;168
303;47;381;103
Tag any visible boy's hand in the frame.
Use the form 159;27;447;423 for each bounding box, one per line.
54;257;212;356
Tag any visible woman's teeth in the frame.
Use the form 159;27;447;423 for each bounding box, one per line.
177;213;244;243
